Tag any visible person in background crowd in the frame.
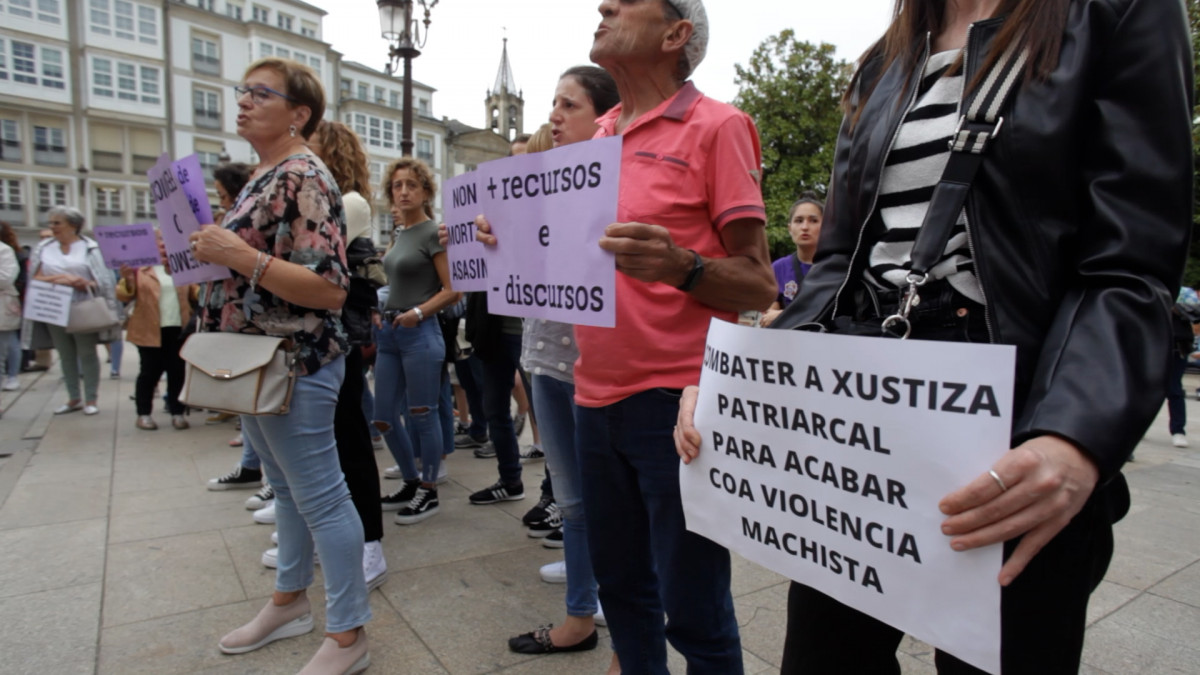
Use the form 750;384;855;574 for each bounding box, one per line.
209;162;255;439
0;222;23;395
373;157;461;524
286;118;387;591
24;206;123;416
189;57;370;673
116;239;197;431
571;0;776;671
760;193;823;327
1168;286;1200;448
677;0;1192;671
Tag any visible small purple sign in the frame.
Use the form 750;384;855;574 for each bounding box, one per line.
480;136;620;328
442;172;490;292
172;154;215;225
148;153;231;285
93;223;161;270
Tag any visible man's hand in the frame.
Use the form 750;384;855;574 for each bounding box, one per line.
598;222;691;286
939;435;1099;586
674;385;703;463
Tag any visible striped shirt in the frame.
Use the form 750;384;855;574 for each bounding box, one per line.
866;49;985;305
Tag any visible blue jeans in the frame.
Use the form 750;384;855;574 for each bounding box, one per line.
241;430;262;471
361;366;376;438
532;375;598;617
439;366;455;455
2;330;20;377
239;357;371;633
1168;353;1187;435
374;319;445;484
577;388;742;674
480;333;523;485
108;335;123;375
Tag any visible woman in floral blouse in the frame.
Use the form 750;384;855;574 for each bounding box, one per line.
188;58;370;675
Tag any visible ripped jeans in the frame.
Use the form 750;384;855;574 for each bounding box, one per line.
373;319;445;484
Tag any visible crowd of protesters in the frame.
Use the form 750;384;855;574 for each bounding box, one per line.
3;0;1195;673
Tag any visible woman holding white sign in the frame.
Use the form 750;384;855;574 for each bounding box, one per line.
187;58;371;674
676;0;1192;671
25;206;121;415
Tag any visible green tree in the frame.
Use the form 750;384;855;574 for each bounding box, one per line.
733;31;851;260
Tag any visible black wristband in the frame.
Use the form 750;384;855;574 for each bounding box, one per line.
676;249;705;292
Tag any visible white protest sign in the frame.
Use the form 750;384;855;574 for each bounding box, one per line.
442;172;490;292
23;280;73;327
681;320;1015;674
480;136;620;327
148;153;230;285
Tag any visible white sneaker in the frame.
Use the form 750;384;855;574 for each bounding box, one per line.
594;603;607;627
1172;433;1189;448
363;540;388;591
383;465;403;479
253;501;276;524
436;462;449;485
1;376;18;391
371;436;386;452
271;530;278;545
539;560;567;584
261;547;319;569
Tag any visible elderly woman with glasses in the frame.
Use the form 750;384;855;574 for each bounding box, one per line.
188;58;370;675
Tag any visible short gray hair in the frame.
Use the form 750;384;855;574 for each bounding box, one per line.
47;205;86;234
664;0;708;79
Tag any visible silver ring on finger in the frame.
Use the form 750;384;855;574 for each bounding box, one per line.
989;469;1008;492
189;241;198;253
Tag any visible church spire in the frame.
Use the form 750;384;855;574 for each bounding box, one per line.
492;37;518;96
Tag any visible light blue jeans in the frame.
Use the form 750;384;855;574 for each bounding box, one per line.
2;330;19;377
374;319;445;484
531;374;598;618
240;431;261;471
239;356;371;633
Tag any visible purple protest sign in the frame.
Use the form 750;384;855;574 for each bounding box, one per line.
93;223;161;270
148;153;231;285
441;172;491;292
172;154;215;225
481;136;620;327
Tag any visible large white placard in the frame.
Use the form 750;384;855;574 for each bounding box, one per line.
23;280;73;327
681;320;1016;674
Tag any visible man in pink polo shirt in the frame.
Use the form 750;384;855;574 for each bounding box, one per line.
574;1;776;672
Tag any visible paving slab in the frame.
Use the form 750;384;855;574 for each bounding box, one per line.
0;582;101;675
0;518;106;600
1147;559;1200;608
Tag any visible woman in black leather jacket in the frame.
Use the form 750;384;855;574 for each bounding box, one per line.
677;0;1192;671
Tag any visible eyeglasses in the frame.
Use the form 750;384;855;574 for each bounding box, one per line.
233;84;297;105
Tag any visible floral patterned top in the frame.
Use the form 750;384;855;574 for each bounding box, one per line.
200;153;349;376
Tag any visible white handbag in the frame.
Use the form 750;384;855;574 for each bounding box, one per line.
178;331;297;415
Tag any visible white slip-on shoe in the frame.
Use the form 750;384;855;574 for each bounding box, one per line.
296;631;370;675
539;560;567;584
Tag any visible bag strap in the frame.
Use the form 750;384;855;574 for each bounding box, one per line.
882;38;1030;338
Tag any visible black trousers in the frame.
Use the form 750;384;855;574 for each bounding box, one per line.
780;489;1117;673
335;347;383;542
135;327;185;416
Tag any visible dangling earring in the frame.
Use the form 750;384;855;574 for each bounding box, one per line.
289;125;297;138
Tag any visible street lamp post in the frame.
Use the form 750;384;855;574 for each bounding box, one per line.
377;0;438;157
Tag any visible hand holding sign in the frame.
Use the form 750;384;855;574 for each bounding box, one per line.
149;153;229;285
599;221;693;286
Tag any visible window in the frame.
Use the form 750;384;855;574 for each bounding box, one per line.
0;38;7;80
368;161;382;188
130;128;160;173
92;58;112;97
389;91;400;108
37;0;60;23
12;41;35;84
4;0;61;23
94;185;123;224
309;57;321;72
340;78;351;97
418;98;430;116
93;58;160;105
251;4;267;23
4;0;31;18
352;113;366;139
1;120;19;162
374;86;384;103
0;178;23;222
41;47;63;89
275;46;289;60
301;21;317;38
33;125;65;166
276;12;291;31
367;117;381;147
259;42;272;58
36;181;65;212
140;66;159;104
133;188;152;218
191;36;219;76
196;0;213;9
91;123;122;172
417;136;433;164
90;1;158;45
193;88;220;129
356;82;368;100
195;139;222;181
225;1;242;21
11;42;65;89
382;120;394;150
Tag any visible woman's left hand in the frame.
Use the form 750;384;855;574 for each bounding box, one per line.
188;224;249;267
63;275;92;291
938;435;1099;586
396;310;420;328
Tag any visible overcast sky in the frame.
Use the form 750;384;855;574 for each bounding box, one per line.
308;0;893;130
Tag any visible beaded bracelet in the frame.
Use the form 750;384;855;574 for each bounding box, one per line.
249;252;268;290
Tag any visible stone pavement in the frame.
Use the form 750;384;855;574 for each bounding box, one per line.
0;353;1197;675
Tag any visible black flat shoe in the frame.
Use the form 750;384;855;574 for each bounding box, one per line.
507;625;598;654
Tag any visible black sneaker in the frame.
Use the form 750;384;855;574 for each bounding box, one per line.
541;528;564;549
457;433;488;449
473;442;497;458
207;465;263;491
527;505;562;538
519;444;545;463
469;481;525;505
394;487;439;525
522;495;557;526
381;479;421;511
